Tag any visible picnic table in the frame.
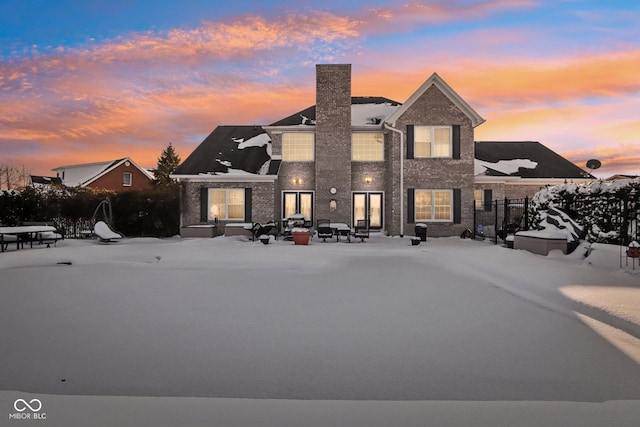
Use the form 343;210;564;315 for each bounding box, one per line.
0;225;58;252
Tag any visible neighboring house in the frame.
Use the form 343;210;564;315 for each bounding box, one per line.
52;158;154;191
473;141;594;209
172;64;593;237
30;175;63;189
605;174;639;181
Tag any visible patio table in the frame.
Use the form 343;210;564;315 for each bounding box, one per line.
0;225;56;252
332;223;353;242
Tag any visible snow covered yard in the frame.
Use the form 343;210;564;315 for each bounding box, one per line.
1;234;639;426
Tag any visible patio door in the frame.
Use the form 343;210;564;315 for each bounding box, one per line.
282;191;313;220
353;192;383;229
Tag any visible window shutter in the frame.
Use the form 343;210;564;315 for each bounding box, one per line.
453;188;462;224
244;188;252;222
407;188;415;224
452;125;461;159
200;188;208;222
484;189;493;212
406;125;414;159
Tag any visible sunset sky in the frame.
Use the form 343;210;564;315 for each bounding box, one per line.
1;0;638;178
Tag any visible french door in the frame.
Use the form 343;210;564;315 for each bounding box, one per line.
352;192;383;229
282;191;313;220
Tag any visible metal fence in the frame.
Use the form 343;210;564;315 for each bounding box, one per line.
560;191;638;246
472;191;639;246
473;198;530;244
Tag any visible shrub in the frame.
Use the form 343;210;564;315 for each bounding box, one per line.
530;178;640;244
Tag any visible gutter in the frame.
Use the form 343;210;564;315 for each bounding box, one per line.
384;122;404;237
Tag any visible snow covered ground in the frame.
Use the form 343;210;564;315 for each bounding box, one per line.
1;234;639;426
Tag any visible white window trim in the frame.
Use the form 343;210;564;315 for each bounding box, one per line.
208;188;245;221
123;172;132;187
414;125;452;158
351;132;384;162
415;189;453;222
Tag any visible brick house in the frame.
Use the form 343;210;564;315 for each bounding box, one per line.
173;64;592;237
52;158;154;192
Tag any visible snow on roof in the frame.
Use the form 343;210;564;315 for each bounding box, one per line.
351;102;399;126
174;126;273;176
52;160;120;187
233;133;270;150
268;97;401;127
475;158;538;176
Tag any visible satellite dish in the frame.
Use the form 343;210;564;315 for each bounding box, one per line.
586;159;601;170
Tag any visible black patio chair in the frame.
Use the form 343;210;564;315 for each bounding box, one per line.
353;219;370;242
251;221;278;241
316;219;333;242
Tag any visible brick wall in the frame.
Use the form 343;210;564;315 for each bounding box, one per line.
315;64;352;224
387;85;475;237
180;181;275;227
88;162;153;191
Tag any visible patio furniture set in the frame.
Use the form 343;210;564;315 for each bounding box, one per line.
242;215;371;244
0;223;64;253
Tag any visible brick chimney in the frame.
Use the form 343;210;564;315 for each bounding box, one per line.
315;64;352;223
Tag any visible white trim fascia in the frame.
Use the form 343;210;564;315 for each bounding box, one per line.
351;125;384;132
170;174;279;183
386;73;485;128
263;125;316;134
82;157;154;187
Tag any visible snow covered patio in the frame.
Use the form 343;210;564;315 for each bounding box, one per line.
1;235;639;425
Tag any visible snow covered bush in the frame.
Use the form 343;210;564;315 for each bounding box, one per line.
530;178;640;244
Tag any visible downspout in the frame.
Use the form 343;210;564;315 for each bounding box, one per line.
384;122;404;237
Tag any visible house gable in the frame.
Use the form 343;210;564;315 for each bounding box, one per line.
386;73;484;128
52;157;154;190
87;159;154;191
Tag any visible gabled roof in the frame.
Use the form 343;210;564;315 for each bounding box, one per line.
174;126;275;177
52;158;154;187
474;141;594;179
269;97;401;127
385;73;485;128
30;175;62;186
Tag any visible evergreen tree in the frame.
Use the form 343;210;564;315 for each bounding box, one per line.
154;143;181;188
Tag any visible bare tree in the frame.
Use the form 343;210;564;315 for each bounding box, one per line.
0;164;31;190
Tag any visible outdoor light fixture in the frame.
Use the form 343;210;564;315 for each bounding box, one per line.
292;178;302;185
365;177;372;184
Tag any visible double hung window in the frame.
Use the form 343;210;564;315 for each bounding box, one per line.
208;189;245;220
282;133;314;161
352;133;384;161
414;126;451;158
414;190;452;221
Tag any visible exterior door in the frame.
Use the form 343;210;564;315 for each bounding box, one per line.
352;192;383;229
282;191;313;220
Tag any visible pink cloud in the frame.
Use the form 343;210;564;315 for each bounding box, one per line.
360;0;537;32
2;1;637;179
